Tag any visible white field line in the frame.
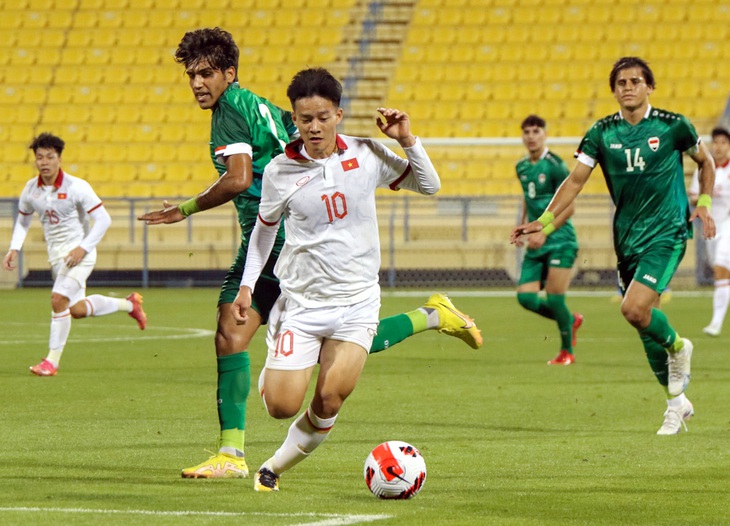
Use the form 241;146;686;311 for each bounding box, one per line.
0;323;214;345
0;507;392;525
381;290;712;298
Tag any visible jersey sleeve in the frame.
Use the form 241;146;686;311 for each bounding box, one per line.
551;156;570;190
575;124;601;168
17;181;34;215
367;139;410;189
673;114;700;154
257;161;286;225
213;99;254;162
277;107;299;140
75;179;103;213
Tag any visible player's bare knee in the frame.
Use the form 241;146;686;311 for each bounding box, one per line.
266;402;298;420
214;329;246;355
69;304;86;318
313;393;344;419
50;293;70;313
621;303;648;328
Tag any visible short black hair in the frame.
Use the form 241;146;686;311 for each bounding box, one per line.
609;56;655;91
175;27;239;77
521;115;546;130
29;132;65;155
286;68;342;108
711;126;730;142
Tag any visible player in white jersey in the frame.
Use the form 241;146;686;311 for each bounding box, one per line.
230;68;440;492
689;127;730;335
2;133;147;376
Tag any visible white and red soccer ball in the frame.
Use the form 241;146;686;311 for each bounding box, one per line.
363;440;427;499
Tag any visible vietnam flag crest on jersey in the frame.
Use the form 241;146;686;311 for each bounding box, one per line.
57;193;67;199
341;158;359;171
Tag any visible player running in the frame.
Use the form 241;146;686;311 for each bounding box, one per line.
514;115;583;366
3;133;147;377
137;28;481;480
510;57;715;435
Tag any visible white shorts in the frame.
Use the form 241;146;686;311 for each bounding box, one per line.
707;219;730;269
51;259;93;305
264;295;380;371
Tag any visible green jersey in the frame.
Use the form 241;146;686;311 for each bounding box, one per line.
516;149;578;251
576;107;699;258
209;83;296;208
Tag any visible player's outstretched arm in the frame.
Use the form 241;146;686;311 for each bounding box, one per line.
689;140;717;240
137;199;185;225
510;162;591;245
138;153;253;225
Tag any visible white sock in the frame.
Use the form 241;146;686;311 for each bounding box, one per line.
420;307;440;329
710;279;730;327
269;406;337;475
47;309;72;367
667;393;688;409
82;295;130;317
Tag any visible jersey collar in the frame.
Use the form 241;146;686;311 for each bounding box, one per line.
619;104;652;121
285;135;349;161
37;169;64;188
719;159;730;169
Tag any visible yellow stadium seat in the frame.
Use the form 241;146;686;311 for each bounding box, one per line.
487;7;512;24
412;7;437;25
485;103;510;120
127;144;152;163
478;26;507;44
531;24;557;43
543;82;568;101
42;105;72;124
121;10;149;27
86;105;117;124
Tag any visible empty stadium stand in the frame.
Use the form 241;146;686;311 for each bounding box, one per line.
1;0;728;200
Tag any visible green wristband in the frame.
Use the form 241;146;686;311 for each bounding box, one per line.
178;198;201;218
537;211;555;228
697;194;712;211
542;223;556;236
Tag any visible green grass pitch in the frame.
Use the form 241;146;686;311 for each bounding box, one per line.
0;288;728;525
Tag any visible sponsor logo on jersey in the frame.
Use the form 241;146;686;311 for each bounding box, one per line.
538;173;546;184
341;158;359;171
520;175;527;181
57;193;67;199
648;137;660;152
550;259;561;265
610;143;623;149
642;274;657;284
295;175;310;187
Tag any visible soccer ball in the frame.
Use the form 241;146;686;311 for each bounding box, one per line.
363;440;427;499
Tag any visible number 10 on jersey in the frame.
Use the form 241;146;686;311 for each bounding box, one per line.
322;192;348;223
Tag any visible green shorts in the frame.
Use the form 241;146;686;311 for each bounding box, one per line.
617;240;686;295
518;245;578;287
218;199;285;325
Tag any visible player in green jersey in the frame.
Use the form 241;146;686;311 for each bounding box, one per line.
511;57;716;435
515;115;583;366
137;28;482;479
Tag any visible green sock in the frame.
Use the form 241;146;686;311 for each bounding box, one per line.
217;352;250;452
517;292;555;320
640;332;669;388
639;308;678;350
370;313;415;354
547;294;573;353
